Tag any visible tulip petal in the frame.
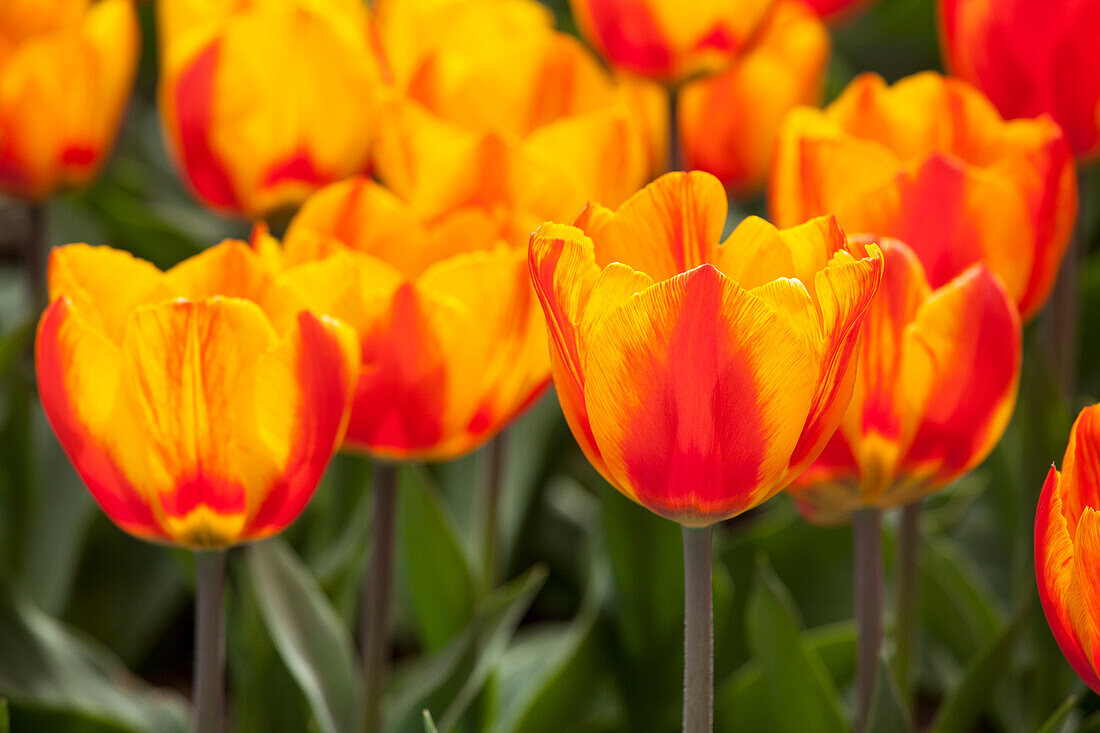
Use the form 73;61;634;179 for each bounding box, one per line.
1073;508;1100;690
36;298;163;541
583;264;816;523
1057;405;1100;537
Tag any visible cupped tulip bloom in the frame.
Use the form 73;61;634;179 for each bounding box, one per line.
569;0;777;83
679;0;828;194
256;176;551;460
529;171;883;525
940;0;1100;158
771;71;1077;320
1036;404;1100;694
372;0;655;234
36;242;360;548
158;0;382;218
0;0;139;200
789;238;1021;524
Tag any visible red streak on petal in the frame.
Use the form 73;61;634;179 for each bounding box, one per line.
159;473;247;519
584;0;674;76
60;145;97;168
693;24;737;54
261;149;327;189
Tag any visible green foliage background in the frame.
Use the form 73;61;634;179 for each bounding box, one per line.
0;0;1098;731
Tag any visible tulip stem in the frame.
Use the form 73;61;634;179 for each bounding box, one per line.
24;202;45;307
894;499;922;718
193;550;227;733
482;434;506;588
682;525;713;733
668;84;683;173
362;462;398;733
1045;168;1086;398
853;508;883;733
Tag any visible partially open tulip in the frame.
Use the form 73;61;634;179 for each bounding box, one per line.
679;0;828;194
0;0;139;200
790;238;1021;524
771;72;1077;320
569;0;777;83
36;242;359;548
940;0;1100;158
158;0;382;218
372;0;655;235
529;171;883;525
1036;403;1100;694
257;176;551;460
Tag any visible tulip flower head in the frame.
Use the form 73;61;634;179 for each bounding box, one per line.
158;0;382;218
790;238;1021;524
679;0;828;193
529;171;883;525
771;72;1077;320
1036;404;1100;694
256;176;551;461
36;243;360;548
940;0;1100;158
0;0;139;200
372;0;655;234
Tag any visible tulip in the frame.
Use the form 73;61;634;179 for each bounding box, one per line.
158;0;382;218
264;176;552;461
0;0;139;200
36;240;359;731
771;71;1077;320
940;0;1100;158
679;0;828;193
789;238;1022;523
530;171;882;731
568;0;775;83
1036;404;1100;694
371;0;655;232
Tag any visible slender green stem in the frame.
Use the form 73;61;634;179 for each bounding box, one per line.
24;202;45;308
482;434;506;588
894;499;922;717
362;462;398;733
682;525;713;733
193;550;227;733
668;84;683;173
853;508;883;733
1044;169;1087;398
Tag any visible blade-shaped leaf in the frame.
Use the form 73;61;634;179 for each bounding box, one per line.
1036;695;1077;733
423;710;439;733
245;538;363;733
746;555;847;733
868;652;910;733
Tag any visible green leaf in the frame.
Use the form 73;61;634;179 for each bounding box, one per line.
397;466;477;651
245;538;363;733
920;535;1003;663
423;710;439;733
868;653;910;733
1036;695;1077;733
0;581;189;732
745;555;847;733
931;605;1027;733
389;566;547;733
0;698;8;733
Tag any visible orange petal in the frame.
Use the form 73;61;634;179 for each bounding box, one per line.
1056;405;1100;536
1072;508;1100;689
583;264;816;524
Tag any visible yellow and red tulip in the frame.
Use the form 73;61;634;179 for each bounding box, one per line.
36;242;359;548
257;176;551;461
568;0;776;83
158;0;382;218
940;0;1100;158
789;238;1021;524
371;0;655;233
529;171;883;525
1036;404;1100;694
0;0;139;200
771;71;1078;320
679;0;828;194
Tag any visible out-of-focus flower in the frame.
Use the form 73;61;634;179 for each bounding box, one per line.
940;0;1100;158
158;0;382;218
258;176;551;461
680;0;828;194
1036;404;1100;694
36;242;359;548
771;71;1077;320
0;0;139;200
529;171;882;525
371;0;656;236
790;238;1021;524
568;0;776;82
